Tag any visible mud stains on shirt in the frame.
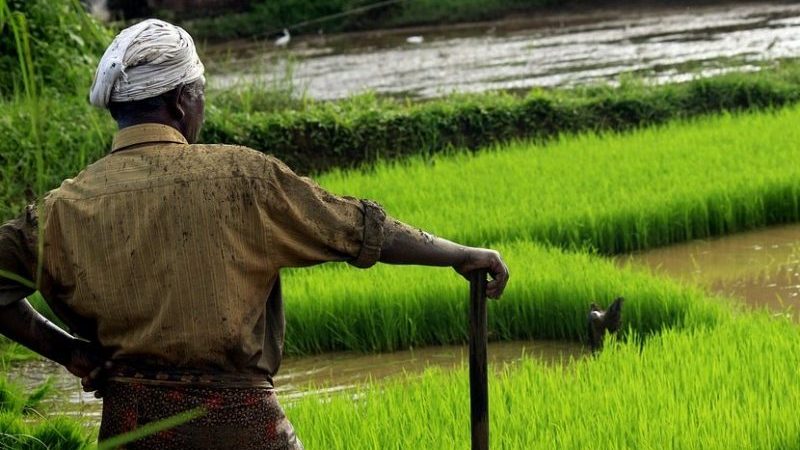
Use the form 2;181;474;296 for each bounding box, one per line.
0;123;386;380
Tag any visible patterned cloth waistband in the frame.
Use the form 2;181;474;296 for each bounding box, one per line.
108;362;273;388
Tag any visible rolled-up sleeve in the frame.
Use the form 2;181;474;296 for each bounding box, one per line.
262;157;386;269
0;209;37;306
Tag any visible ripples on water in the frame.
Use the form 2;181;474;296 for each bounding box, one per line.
209;2;800;99
620;223;800;315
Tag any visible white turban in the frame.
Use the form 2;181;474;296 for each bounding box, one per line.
89;19;205;108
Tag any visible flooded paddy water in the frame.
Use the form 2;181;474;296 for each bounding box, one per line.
208;2;800;99
11;340;584;421
620;223;800;315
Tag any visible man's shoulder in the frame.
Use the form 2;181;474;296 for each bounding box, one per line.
188;143;262;161
188;144;288;177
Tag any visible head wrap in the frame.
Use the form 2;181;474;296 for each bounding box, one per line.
89;19;205;109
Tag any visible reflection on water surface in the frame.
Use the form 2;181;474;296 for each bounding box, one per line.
209;2;800;99
620;223;800;315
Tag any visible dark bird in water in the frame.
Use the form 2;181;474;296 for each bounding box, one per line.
587;297;624;352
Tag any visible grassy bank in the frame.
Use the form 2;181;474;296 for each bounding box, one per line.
285;314;800;449
314;104;800;253
281;240;724;355
204;64;800;174
270;103;800;355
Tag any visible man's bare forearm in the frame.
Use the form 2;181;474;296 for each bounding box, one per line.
379;219;467;267
378;218;510;298
0;299;108;393
0;299;78;366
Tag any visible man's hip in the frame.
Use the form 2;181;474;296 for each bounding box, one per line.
99;379;303;450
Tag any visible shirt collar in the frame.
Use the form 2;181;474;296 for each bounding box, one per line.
111;123;189;153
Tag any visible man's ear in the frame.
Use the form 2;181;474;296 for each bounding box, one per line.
165;85;186;122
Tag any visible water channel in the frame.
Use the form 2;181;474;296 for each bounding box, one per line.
10;340;584;421
620;223;800;314
208;2;800;99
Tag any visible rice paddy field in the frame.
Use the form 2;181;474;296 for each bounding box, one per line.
287;316;800;449
5;3;800;447
281;241;724;355
3;101;800;448
6;99;800;449
315;106;800;253
263;104;800;449
277;105;800;355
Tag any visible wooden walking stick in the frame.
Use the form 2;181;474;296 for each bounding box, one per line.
469;269;489;450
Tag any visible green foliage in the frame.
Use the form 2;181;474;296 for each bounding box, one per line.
203;64;800;175
184;0;375;42
286;315;800;448
208;55;307;113
0;412;90;449
281;240;725;355
28;417;91;450
0;378;91;448
269;104;800;356
0;378;26;414
313;104;800;254
379;0;545;28
0;98;114;220
0;340;37;362
0;0;110;99
22;378;53;414
0;376;54;416
0;413;27;448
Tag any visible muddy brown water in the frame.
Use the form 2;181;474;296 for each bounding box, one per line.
208;2;800;99
10;340;584;421
619;223;800;315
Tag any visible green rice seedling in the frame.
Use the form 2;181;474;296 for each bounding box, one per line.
0;413;91;449
0;412;28;448
0;341;36;362
0;377;93;448
22;378;53;414
0;376;26;414
316;105;800;254
280;240;725;355
285;314;800;449
0;376;55;416
270;105;800;355
28;417;91;450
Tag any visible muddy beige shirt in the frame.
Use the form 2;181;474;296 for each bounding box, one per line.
0;123;386;381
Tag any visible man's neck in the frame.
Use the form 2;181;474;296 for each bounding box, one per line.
116;114;183;136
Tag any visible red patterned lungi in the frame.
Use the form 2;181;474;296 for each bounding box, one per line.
98;369;303;450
